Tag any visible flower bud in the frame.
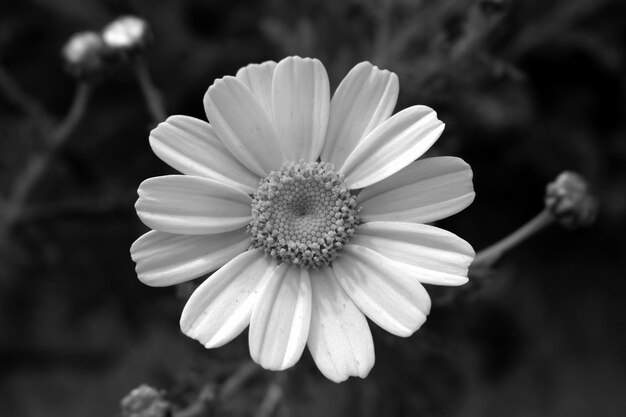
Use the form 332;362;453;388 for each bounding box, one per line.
62;31;106;78
120;384;170;417
102;15;151;57
544;171;598;229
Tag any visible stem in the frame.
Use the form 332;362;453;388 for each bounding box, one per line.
472;208;554;269
133;57;166;124
220;361;260;400
0;65;42;117
51;82;91;144
174;384;215;417
254;373;286;417
0;82;92;245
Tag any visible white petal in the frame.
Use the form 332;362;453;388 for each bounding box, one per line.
307;268;374;383
272;57;330;161
149;115;259;194
339;105;444;189
135;175;252;235
357;157;475;223
180;250;276;348
333;245;431;337
204;76;284;177
130;228;251;287
351;222;474;286
322;62;398;168
236;61;277;114
249;263;312;370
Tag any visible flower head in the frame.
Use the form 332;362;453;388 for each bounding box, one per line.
62;31;106;78
102;15;151;56
131;57;476;382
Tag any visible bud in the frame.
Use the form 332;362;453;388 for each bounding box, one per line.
102;15;151;57
544;171;598;229
62;31;106;78
120;384;170;417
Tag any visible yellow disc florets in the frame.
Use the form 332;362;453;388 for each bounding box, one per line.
249;161;359;268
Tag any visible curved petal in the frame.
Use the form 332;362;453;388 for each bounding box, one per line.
333;245;431;337
307;268;375;383
249;263;312;370
149;115;259;194
357;157;475;223
351;222;474;286
339;105;444;189
236;60;277;113
271;57;330;161
135;175;252;235
180;249;276;348
322;62;398;168
130;228;251;287
204;76;284;177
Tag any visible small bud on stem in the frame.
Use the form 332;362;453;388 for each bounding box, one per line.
471;171;598;273
545;171;599;229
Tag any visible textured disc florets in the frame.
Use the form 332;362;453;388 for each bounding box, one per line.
249;161;359;268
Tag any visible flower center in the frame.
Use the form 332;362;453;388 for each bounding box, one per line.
249;161;359;268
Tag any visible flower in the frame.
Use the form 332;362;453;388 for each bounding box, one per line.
62;31;106;78
131;57;476;382
102;15;151;55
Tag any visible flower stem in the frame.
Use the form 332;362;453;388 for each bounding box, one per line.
51;82;91;144
472;208;555;269
0;82;92;245
254;373;286;417
132;57;166;124
0;65;42;117
220;361;260;400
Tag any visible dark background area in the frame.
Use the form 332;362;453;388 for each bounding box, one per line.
1;0;625;416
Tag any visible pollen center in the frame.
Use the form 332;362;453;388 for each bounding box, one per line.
249;161;359;268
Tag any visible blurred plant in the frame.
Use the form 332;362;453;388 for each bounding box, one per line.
121;385;171;417
471;170;599;273
120;362;268;417
0;1;618;416
62;31;107;79
0;34;95;248
102;15;166;123
102;16;152;56
0;15;167;248
545;170;598;229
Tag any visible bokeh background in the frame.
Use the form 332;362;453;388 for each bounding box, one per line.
1;0;625;416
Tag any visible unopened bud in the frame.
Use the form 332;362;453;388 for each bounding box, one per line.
62;31;106;78
102;16;151;57
120;384;170;417
545;171;598;229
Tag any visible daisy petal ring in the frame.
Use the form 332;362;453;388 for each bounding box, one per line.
131;56;475;383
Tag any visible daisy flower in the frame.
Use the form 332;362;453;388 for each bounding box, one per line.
131;56;475;383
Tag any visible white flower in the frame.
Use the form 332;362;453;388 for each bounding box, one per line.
102;15;150;51
131;57;476;382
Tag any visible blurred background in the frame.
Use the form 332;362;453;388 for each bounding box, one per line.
1;0;625;416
